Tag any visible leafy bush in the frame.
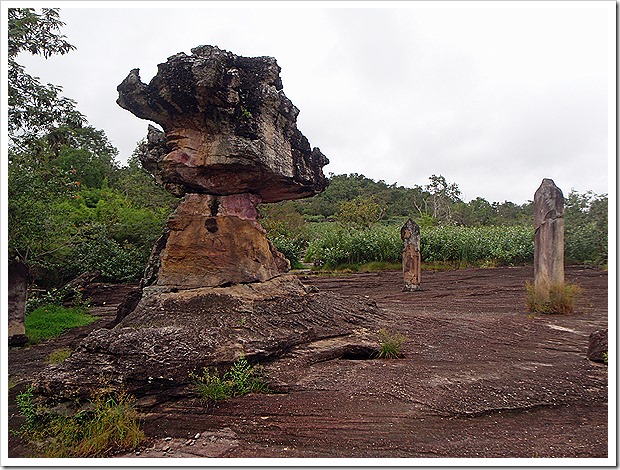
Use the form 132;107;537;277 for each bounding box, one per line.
304;222;536;269
69;234;148;282
565;222;607;266
26;285;91;314
421;225;534;265
304;223;401;268
25;304;97;344
270;235;304;268
15;386;144;458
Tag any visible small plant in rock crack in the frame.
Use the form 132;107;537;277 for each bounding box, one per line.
374;328;407;359
190;356;271;402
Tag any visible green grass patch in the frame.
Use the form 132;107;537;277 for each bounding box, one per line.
25;304;97;345
14;386;145;458
190;356;271;402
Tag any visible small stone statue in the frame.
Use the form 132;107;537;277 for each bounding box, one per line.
401;218;422;291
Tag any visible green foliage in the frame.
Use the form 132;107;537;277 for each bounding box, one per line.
374;329;407;359
421;225;534;265
304;222;536;269
336;194;386;228
15;386;38;433
25;304;96;345
15;387;144;458
525;282;582;314
304;223;402;268
190;357;271;402
8;8;83;142
270;235;304;268
564;190;608;265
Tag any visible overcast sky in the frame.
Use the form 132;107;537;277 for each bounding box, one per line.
6;1;615;204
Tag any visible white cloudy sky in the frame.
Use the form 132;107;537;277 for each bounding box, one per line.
6;1;615;204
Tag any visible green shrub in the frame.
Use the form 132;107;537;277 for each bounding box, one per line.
15;386;144;458
420;225;534;265
270;235;304;268
25;305;97;344
26;286;91;314
304;223;401;267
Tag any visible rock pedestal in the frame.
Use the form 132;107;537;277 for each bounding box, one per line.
33;46;388;400
151;193;289;289
116;45;329;202
533;178;565;298
401;218;422;292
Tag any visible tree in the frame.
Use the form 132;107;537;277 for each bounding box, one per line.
7;8;84;343
336;195;386;228
8;8;84;149
423;175;462;222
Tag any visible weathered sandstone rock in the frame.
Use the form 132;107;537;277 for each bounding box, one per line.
32;45;389;402
587;329;608;363
35;276;385;400
534;178;565;297
401;218;422;292
153;193;288;289
8;259;29;347
117;45;329;201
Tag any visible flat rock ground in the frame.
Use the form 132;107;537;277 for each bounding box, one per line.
7;266;609;460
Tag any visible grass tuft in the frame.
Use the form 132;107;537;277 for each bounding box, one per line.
374;329;407;359
46;347;72;365
15;386;144;457
525;282;582;314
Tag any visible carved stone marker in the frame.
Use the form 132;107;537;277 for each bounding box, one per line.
533;178;565;297
401;218;421;291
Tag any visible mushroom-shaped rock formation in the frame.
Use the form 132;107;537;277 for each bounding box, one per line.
116;45;330;289
33;46;387;401
117;45;329;201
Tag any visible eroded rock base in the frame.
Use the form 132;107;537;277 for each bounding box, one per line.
34;275;385;401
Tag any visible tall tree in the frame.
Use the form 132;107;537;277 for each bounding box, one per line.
7;8;83;344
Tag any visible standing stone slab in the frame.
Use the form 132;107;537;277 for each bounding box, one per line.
533;178;565;297
8;259;29;346
401;218;422;292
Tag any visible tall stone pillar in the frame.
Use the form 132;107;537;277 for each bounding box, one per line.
533;178;565;297
8;258;29;346
401;218;422;291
